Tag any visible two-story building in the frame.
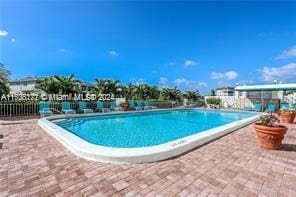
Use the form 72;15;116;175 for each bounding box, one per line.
9;77;43;94
9;76;95;94
215;87;235;96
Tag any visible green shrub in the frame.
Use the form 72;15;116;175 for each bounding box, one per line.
206;97;221;105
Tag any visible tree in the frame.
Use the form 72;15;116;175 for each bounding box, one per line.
183;90;202;101
124;83;134;101
132;84;149;100
54;74;79;94
35;77;60;94
0;63;10;96
161;87;182;101
94;79;122;97
211;89;216;96
206;97;221;105
146;85;160;100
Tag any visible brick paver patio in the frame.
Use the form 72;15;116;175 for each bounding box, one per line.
1;118;296;196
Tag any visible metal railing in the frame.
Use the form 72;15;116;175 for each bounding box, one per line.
0;102;80;117
0;101;204;117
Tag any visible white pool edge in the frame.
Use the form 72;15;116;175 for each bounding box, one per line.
38;109;260;164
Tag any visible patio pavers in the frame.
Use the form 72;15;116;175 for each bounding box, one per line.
1;119;296;196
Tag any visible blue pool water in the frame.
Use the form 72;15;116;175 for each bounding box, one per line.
53;109;255;148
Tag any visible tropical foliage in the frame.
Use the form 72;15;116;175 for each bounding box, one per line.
161;87;182;101
0;63;10;96
146;85;161;100
129;84;158;100
183;90;201;101
206;97;221;105
259;113;279;127
54;74;79;94
93;79;124;97
35;75;204;102
210;89;216;96
36;74;79;94
35;77;60;94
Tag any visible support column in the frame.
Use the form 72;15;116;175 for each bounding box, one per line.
261;90;264;112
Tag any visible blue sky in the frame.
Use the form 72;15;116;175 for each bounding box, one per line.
1;1;296;94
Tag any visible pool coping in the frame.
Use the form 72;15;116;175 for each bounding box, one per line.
38;108;261;164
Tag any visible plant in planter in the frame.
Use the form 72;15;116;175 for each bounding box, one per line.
254;113;287;150
206;97;221;109
119;102;129;111
280;108;296;124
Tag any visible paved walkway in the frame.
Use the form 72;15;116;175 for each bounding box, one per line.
1;119;296;196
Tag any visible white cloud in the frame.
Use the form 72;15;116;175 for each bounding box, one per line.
167;62;176;66
0;29;8;37
259;62;296;82
109;50;119;57
237;79;255;85
184;60;198;68
197;81;208;88
158;77;169;88
174;78;190;87
224;71;238;80
275;45;296;60
56;48;68;53
173;78;207;90
211;70;238;80
10;38;16;44
129;77;145;85
211;72;224;80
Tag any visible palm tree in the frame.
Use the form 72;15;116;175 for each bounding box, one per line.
94;79;122;97
132;84;149;100
183;90;202;101
123;83;134;101
0;63;10;96
161;87;182;101
54;74;79;94
146;85;160;100
35;77;60;94
211;89;216;96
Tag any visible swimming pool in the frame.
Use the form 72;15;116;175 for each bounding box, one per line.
38;108;260;163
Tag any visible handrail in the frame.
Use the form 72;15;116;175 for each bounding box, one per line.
40;108;70;118
50;108;64;115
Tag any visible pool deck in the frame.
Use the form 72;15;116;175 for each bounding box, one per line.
1;118;296;196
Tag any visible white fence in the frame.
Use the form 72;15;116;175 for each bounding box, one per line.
204;96;253;109
205;94;296;110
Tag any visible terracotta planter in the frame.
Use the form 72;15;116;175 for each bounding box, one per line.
120;103;129;111
253;123;287;150
281;112;296;124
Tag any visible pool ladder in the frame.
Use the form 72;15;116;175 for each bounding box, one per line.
41;108;70;118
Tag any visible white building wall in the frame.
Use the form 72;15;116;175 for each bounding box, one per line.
10;82;37;94
284;92;296;104
205;96;253;109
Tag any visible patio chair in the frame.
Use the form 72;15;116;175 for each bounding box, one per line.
96;101;110;113
110;101;123;111
280;102;289;110
128;100;136;110
144;100;158;110
79;102;93;113
136;101;143;110
62;102;76;114
253;102;262;112
265;103;276;112
39;101;53;116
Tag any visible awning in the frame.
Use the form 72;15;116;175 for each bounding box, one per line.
235;83;296;91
